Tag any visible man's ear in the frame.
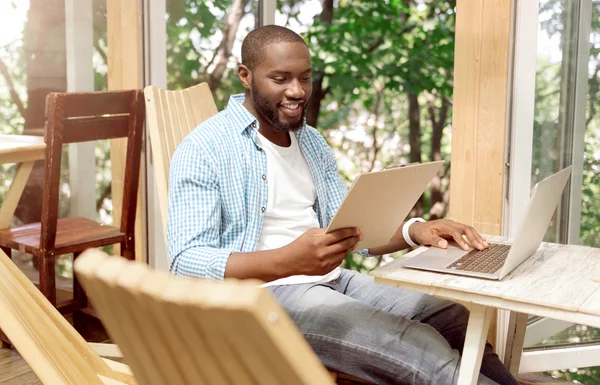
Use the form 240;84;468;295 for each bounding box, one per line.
238;65;252;90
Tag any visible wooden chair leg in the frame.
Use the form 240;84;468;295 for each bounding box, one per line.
0;247;11;260
73;252;88;308
504;312;528;377
73;251;89;332
39;251;57;306
121;239;135;261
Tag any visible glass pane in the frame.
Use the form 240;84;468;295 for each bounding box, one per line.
275;0;456;271
525;1;600;380
536;324;600;346
531;0;580;243
0;0;71;283
166;0;258;108
580;1;600;249
0;0;109;282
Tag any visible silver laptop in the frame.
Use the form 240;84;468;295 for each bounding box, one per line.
402;166;572;280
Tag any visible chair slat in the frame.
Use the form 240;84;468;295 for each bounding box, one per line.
97;261;169;385
151;88;172;192
115;265;190;385
139;273;208;385
75;254;162;385
165;90;180;163
198;281;310;385
143;86;171;234
61;91;135;118
252;291;335;384
187;301;259;385
210;291;284;385
179;89;197;139
187;87;205;129
193;83;219;123
175;91;193;146
161;280;233;385
62;115;130;143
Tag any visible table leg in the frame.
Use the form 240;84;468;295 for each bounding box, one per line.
0;161;35;229
457;304;494;385
503;312;528;377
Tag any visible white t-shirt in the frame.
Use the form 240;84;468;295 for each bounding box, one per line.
255;132;341;286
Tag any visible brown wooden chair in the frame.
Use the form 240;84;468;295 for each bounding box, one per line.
0;90;145;325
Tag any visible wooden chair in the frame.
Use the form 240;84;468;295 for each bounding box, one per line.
0;248;135;384
75;248;336;385
143;83;218;238
144;84;375;385
0;90;145;317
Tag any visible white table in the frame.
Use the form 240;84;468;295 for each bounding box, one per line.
370;236;600;385
0;135;46;228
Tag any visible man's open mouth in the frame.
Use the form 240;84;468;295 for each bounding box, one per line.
280;103;303;117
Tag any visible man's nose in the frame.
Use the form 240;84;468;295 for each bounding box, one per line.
286;79;305;99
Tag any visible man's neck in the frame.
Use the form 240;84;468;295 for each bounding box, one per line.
259;128;291;147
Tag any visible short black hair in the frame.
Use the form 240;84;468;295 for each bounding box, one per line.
241;25;307;71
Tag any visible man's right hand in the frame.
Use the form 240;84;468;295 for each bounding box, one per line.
280;227;363;276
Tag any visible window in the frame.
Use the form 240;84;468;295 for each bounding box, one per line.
518;0;600;381
166;0;258;108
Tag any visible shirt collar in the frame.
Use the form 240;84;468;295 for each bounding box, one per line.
226;94;260;135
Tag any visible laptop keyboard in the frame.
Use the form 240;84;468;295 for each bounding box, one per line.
446;243;511;274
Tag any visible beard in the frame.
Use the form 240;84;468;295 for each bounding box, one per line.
250;79;306;132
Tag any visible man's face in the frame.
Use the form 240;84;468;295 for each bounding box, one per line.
248;42;313;132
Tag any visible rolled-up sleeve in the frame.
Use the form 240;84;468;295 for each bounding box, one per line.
167;139;236;279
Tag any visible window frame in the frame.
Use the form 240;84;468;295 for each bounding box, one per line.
505;0;599;371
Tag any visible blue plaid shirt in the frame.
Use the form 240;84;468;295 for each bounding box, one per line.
168;94;352;279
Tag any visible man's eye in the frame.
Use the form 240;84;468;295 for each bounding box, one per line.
273;77;286;83
300;76;312;82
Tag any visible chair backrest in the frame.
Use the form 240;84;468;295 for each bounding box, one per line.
0;249;134;385
143;83;218;237
41;90;145;250
74;248;336;385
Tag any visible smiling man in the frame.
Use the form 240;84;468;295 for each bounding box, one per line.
168;25;518;385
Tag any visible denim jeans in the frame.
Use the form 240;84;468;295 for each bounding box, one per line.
268;269;519;385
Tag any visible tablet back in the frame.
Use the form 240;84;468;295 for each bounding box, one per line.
326;161;444;250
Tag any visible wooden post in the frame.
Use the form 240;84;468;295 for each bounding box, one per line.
106;0;146;262
449;0;513;351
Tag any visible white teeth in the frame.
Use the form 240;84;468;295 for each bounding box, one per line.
283;104;299;110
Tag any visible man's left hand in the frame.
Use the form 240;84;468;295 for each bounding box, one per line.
409;219;488;251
